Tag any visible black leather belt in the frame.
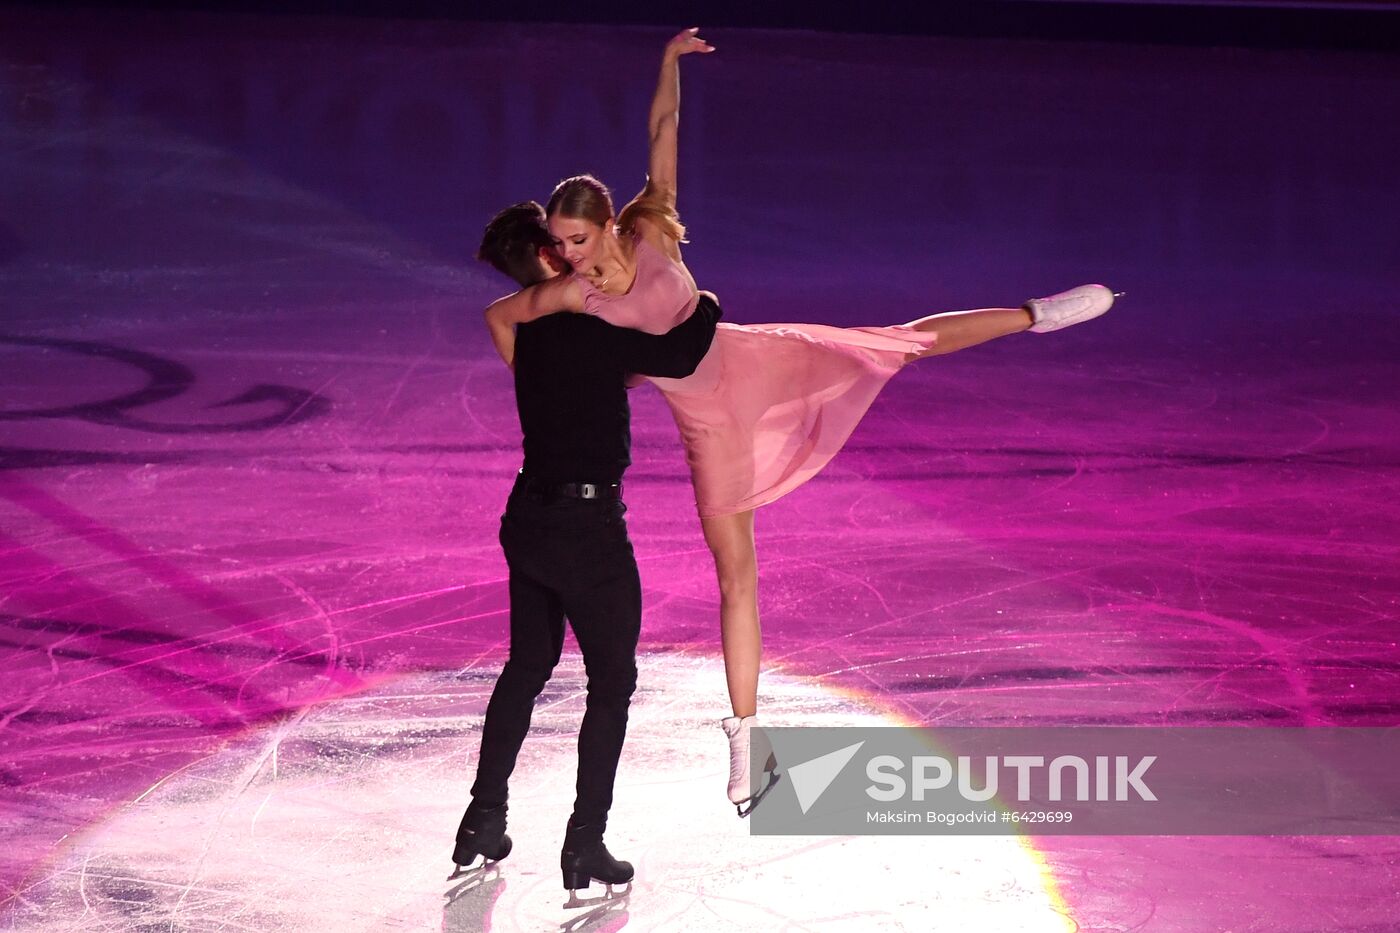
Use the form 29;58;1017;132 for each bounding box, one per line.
517;472;622;501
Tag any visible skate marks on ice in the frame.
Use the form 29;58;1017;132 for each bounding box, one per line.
0;334;332;438
8;657;1071;932
443;861;507;933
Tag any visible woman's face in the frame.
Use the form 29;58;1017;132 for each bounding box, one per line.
547;215;609;272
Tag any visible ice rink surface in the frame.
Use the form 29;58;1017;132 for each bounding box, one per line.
2;9;1398;930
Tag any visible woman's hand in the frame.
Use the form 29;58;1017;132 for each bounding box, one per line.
665;27;714;59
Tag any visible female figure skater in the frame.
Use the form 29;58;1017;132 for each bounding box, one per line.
483;29;1115;814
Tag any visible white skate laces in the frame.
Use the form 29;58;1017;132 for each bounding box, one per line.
1024;283;1117;333
720;715;781;817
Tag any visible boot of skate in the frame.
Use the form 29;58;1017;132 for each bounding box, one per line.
560;819;634;892
1024;284;1116;333
721;715;756;805
452;800;512;867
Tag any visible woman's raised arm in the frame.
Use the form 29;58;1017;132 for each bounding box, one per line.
638;28;713;212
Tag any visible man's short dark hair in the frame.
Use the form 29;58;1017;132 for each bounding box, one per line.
477;201;555;287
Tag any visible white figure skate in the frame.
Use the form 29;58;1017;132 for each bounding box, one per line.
721;715;780;817
1024;283;1118;333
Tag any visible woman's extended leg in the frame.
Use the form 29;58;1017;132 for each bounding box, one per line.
700;509;760;718
903;306;1033;360
906;286;1117;360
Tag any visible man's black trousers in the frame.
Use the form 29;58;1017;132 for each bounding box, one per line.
468;479;641;828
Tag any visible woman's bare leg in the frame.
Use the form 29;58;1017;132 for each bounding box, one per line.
903;307;1033;361
699;312;1031;705
701;509;760;718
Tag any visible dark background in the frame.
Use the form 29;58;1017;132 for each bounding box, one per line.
7;0;1400;50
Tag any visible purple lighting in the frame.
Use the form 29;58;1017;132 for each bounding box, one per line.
2;8;1398;930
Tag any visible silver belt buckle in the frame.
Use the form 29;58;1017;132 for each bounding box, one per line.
580;483;598;499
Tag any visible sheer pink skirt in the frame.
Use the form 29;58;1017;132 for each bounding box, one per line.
647;322;937;518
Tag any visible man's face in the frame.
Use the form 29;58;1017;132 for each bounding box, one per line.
538;245;569;279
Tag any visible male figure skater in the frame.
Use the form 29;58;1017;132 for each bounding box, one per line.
452;202;720;899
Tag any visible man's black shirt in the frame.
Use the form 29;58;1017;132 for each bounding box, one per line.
513;293;721;484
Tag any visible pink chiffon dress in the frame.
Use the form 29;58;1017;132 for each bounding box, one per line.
578;236;938;518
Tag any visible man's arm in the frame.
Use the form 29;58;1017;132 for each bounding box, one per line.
607;294;722;378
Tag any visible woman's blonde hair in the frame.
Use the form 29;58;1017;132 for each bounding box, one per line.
546;174;686;243
618;192;686;243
